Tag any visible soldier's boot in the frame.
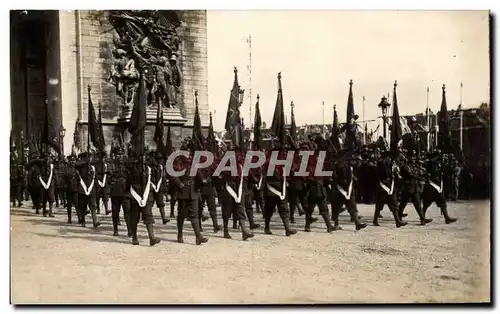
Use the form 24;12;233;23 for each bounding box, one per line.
264;217;272;235
177;216;185;243
48;203;55;218
351;213;367;230
170;203;176;218
350;214;364;222
80;214;86;228
159;207;169;224
239;219;254;241
210;212;221;233
232;217;239;229
321;212;334;233
223;219;231;239
279;211;297;236
304;213;312;232
440;204;457;224
35;207;39;215
191;218;208;245
392;210;407;228
198;217;204;232
373;207;382;226
146;223;161;246
113;222;119;236
96;203;101;215
297;203;305;216
246;208;260;229
201;213;209;222
290;212;295;224
104;202;111;215
123;210;132;237
91;209;101;229
66;206;72;224
43;204;48;217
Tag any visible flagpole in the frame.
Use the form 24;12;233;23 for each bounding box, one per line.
322;100;325;128
87;85;91;153
426;87;430;151
362;96;366;145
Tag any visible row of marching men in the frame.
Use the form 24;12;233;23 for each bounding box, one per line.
16;134;456;247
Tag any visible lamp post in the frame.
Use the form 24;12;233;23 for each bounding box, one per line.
378;96;391;143
59;126;66;157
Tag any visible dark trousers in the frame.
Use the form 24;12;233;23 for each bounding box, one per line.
330;190;359;224
253;188;264;212
169;189;178;216
199;192;219;228
177;197;199;234
55;187;66;207
30;186;42;211
112;195;132;233
11;185;23;207
305;196;332;229
41;186;56;213
422;184;447;215
129;193;154;239
97;185;110;213
77;193;97;225
264;195;290;230
398;190;424;220
153;191;166;209
65;190;79;222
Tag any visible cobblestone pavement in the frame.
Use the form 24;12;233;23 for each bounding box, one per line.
10;200;490;304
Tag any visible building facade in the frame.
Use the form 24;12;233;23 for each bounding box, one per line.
10;10;209;155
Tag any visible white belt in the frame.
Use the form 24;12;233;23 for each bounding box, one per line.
39;163;54;190
78;165;96;196
130;166;152;207
429;180;443;193
151;165;163;193
337;179;353;200
97;163;107;187
379;180;395;196
226;173;244;204
267;173;286;201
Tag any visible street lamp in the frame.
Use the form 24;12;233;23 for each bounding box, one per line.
378;96;391;141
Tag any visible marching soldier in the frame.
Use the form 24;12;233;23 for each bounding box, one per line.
198;159;221;233
397;153;433;225
64;154;81;224
422;151;457;224
330;152;367;230
10;158;25;208
54;157;67;208
28;153;56;217
171;150;209;245
109;147;132;236
127;152;161;246
243;152;261;231
74;152;101;228
373;151;407;227
96;151;111;215
150;151;169;225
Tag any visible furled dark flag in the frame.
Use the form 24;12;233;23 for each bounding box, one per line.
271;72;286;147
42;99;61;156
290;101;297;142
207;112;218;154
165;124;173;156
344;80;357;152
73;119;81;151
153;100;166;155
192;90;205;150
87;86;104;152
128;72;147;156
253;94;262;149
224;67;244;148
438;85;464;161
390;81;403;157
97;104;106;152
329;104;342;152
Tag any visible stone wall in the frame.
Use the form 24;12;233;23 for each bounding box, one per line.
59;10;209;153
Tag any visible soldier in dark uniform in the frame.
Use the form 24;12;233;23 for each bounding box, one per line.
262;147;297;236
54;157;66;208
288;145;306;223
373;151;407;227
422;151;457;224
29;153;57;217
168;175;179;218
150;151;169;225
10;158;25;207
303;149;334;233
243;153;261;231
330;152;367;230
198;160;221;233
64;154;81;224
170;151;209;245
96;151;111;215
219;149;255;241
74;152;101;228
109;147;132;236
397;153;433;225
126;152;161;246
27;152;42;214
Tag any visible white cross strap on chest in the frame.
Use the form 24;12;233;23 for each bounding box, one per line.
78;165;96;196
130;166;152;207
98;163;107;188
226;168;244;204
379;180;395;196
151;165;163;193
337;179;353;200
267;173;287;200
39;164;54;190
255;175;263;190
429;180;443;193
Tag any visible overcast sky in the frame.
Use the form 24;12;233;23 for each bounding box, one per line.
205;10;490;132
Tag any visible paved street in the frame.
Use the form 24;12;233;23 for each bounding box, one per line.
10;200;490;304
